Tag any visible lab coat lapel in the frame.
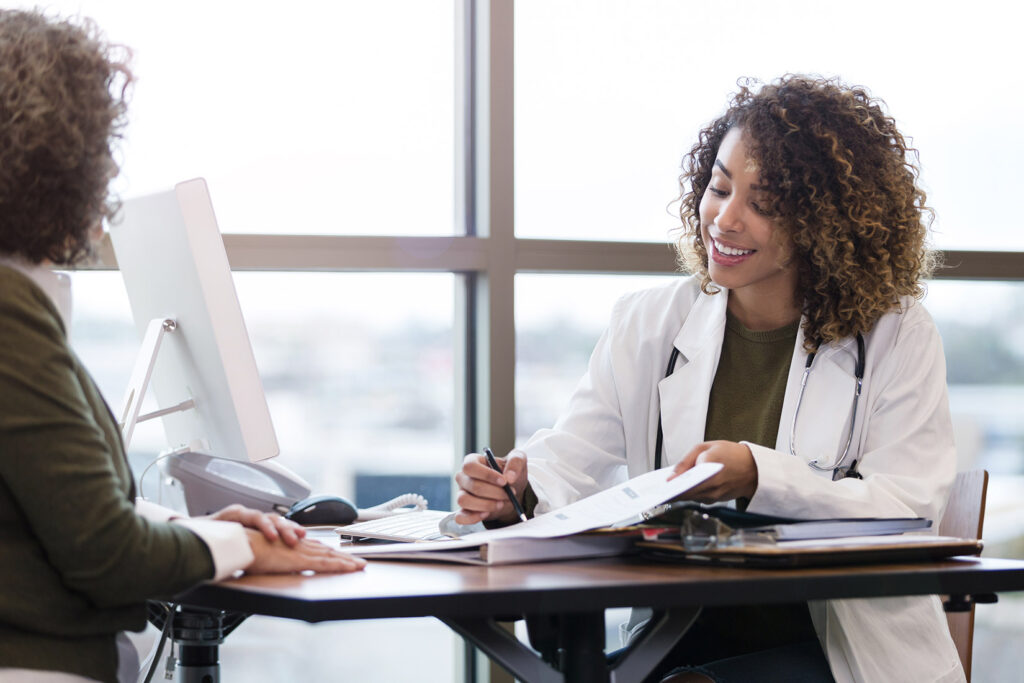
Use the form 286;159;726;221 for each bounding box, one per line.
656;292;727;468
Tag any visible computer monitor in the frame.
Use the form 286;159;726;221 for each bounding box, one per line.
109;178;310;514
110;177;276;462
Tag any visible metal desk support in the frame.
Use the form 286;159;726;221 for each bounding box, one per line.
443;607;701;683
147;603;247;683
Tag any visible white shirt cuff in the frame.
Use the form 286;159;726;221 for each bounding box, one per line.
135;497;180;522
171;518;254;581
134;498;253;580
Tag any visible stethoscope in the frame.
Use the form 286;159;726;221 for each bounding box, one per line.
654;333;865;481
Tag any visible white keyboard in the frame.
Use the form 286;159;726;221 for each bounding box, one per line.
336;510;452;542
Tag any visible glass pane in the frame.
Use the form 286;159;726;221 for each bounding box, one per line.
515;273;679;443
26;0;455;235
233;272;456;505
219;616;456;681
67;271;165;471
926;280;1024;682
515;0;1024;249
68;269;458;681
70;271;456;500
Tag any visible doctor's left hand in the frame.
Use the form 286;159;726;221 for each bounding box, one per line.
668;440;758;503
204;504;307;548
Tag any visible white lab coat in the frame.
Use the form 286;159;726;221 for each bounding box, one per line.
524;276;965;683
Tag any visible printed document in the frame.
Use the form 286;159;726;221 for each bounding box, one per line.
344;462;723;563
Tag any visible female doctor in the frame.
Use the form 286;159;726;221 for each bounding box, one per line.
454;75;963;683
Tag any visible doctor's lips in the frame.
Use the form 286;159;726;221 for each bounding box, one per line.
709;236;756;265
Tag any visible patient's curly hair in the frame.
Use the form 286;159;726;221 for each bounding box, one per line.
675;75;935;350
0;9;132;265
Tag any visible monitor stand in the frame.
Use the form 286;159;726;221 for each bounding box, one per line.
119;317;189;450
120;318;311;516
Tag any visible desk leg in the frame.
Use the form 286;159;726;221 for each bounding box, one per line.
177;643;219;683
147;603;247;683
442;616;564;683
609;607;701;683
558;612;608;683
444;607;700;683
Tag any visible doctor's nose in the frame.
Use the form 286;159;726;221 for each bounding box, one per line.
715;198;744;232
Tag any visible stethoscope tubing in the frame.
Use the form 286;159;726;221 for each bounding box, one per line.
800;333;865;478
654;333;865;481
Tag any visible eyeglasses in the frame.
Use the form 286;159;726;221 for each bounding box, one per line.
679;508;774;551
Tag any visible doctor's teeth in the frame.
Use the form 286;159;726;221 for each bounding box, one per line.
714;240;753;256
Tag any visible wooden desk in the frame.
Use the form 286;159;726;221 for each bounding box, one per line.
174;556;1024;683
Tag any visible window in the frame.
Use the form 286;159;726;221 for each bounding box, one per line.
48;1;463;680
39;1;1024;681
74;1;456;236
515;0;1024;251
515;274;677;442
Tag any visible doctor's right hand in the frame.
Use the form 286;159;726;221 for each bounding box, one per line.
454;450;528;525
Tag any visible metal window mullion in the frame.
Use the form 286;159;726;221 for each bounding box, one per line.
472;4;517;683
455;0;480;475
471;0;516;463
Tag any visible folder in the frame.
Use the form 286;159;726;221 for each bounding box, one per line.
641;501;934;542
637;534;983;568
344;532;637;565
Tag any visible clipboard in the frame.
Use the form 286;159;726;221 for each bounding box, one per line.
637;534;984;568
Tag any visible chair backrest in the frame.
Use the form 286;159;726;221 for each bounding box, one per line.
938;469;989;682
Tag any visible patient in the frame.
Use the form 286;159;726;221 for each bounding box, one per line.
0;10;364;683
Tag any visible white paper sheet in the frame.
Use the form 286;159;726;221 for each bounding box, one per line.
466;461;722;541
346;462;722;558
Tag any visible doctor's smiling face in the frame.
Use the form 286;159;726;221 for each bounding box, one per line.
699;127;799;328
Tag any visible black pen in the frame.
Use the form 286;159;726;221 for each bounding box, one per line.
483;447;528;523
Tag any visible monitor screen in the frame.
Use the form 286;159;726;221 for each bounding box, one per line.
109;178;279;463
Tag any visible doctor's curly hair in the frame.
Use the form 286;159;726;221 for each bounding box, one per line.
0;9;132;266
674;75;936;351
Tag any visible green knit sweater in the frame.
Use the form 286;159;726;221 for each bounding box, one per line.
0;265;214;683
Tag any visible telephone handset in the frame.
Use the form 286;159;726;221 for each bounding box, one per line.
162;450;312;516
158;450;431;524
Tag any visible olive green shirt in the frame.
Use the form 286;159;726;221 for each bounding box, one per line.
704;309;799;448
0;265;215;683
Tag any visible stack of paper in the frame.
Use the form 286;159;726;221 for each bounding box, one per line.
341;462;724;565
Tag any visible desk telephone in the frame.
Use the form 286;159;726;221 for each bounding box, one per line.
161;451;429;525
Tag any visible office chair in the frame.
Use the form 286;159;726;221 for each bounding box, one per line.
938;469;989;682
